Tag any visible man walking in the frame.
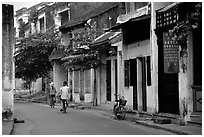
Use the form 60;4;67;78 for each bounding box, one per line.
60;81;70;113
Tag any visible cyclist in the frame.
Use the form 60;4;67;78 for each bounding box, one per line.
59;81;70;113
49;82;56;108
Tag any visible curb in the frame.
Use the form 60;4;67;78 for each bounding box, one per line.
81;106;191;135
135;121;188;135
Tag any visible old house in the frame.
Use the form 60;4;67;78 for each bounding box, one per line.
53;2;124;104
109;2;151;110
108;2;202;123
15;2;54;94
154;2;202;121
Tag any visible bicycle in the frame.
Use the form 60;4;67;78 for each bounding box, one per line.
60;99;68;113
113;95;127;120
50;95;56;108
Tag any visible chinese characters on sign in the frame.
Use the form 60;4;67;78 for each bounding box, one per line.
163;32;179;73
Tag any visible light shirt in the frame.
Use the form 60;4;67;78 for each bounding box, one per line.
60;86;69;99
49;86;56;95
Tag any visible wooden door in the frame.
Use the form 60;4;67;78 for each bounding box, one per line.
141;57;147;111
130;59;137;110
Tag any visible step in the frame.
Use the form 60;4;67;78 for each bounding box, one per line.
153;118;171;124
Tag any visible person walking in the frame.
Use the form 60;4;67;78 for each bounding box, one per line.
49;82;56;108
59;81;70;113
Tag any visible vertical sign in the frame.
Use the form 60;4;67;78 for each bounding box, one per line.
163;32;179;73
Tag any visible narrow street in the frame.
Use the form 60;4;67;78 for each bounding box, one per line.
12;102;174;135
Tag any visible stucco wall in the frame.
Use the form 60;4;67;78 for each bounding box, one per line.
178;32;194;120
2;4;15;120
122;39;152;110
53;61;67;94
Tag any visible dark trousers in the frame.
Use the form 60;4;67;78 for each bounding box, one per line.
61;99;68;112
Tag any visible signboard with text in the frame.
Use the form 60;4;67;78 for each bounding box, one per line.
163;32;179;73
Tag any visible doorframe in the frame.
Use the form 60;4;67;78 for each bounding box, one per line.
137;57;147;111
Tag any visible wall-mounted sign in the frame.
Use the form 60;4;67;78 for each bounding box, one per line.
163;32;179;73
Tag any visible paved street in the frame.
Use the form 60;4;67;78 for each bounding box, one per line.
12;102;174;135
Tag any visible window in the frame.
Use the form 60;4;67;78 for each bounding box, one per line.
124;60;130;87
39;17;45;33
60;10;69;25
146;56;151;86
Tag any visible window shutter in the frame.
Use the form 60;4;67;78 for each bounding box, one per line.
124;60;130;87
146;56;151;86
130;59;137;86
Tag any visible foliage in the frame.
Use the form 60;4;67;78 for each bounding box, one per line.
169;3;202;49
62;21;107;71
2;107;13;120
15;26;60;83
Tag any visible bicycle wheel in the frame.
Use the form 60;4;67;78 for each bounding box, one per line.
120;106;126;120
50;98;55;108
114;106;120;118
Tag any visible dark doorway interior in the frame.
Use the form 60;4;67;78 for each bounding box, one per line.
115;59;118;100
141;57;147;111
130;58;137;110
192;27;202;112
106;60;111;101
158;32;179;114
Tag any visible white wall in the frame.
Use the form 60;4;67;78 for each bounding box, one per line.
122;39;152;110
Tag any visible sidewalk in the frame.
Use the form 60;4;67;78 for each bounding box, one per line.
72;101;202;135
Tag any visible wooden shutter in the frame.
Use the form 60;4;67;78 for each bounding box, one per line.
130;59;137;86
146;56;151;86
124;60;130;87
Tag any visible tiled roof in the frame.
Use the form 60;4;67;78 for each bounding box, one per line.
91;31;121;46
49;48;65;60
59;2;119;31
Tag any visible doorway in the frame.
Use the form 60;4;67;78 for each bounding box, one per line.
158;34;179;114
130;59;137;110
106;60;111;101
137;57;147;111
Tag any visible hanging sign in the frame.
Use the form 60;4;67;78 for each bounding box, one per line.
163;32;179;73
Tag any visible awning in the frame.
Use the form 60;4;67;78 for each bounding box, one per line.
49;48;65;61
107;14;151;31
61;54;83;61
91;31;121;47
156;2;182;13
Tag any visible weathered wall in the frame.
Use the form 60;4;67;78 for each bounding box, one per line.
2;4;15;120
53;61;67;94
122;40;152;111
